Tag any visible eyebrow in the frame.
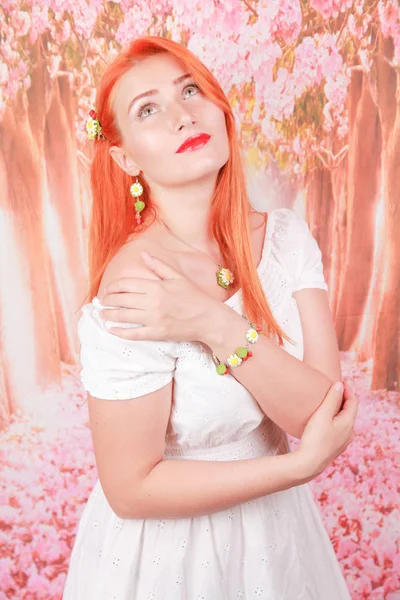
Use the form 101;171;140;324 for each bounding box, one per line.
127;73;193;115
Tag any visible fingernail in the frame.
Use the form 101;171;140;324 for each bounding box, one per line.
333;381;343;392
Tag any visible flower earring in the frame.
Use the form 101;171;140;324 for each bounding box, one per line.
130;177;145;225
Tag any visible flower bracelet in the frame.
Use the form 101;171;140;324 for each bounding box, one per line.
212;321;262;375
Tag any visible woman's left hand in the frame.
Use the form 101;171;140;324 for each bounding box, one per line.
98;252;225;344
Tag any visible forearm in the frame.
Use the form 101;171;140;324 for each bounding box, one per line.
203;306;333;439
118;449;309;520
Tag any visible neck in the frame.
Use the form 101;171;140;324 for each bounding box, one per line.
149;175;219;253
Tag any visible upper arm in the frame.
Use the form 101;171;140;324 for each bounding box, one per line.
79;249;177;518
88;383;172;519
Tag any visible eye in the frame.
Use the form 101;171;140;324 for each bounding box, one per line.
183;83;200;98
138;103;158;119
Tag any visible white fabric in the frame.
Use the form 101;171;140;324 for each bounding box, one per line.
63;208;350;600
79;297;178;400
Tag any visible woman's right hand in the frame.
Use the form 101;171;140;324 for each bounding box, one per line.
297;381;359;480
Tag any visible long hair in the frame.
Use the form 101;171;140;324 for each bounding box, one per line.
86;36;290;346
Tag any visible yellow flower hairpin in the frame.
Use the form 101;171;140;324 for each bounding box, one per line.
86;110;105;140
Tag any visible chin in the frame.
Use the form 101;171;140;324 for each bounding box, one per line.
180;152;228;180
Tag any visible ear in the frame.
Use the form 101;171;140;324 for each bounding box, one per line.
109;145;140;176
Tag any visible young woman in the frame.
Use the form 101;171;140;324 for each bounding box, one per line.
63;36;357;599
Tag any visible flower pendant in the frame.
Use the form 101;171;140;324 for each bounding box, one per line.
216;266;234;289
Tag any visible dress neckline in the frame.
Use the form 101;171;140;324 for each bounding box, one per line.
224;209;275;308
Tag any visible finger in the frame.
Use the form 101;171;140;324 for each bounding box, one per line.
336;384;359;423
102;278;159;299
107;325;162;341
100;294;149;315
101;308;152;326
141;251;184;280
320;381;344;418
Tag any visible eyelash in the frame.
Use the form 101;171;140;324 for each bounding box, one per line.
137;83;201;119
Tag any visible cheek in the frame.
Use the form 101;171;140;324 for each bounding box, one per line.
212;113;230;163
127;125;181;186
128;123;169;170
206;104;229;150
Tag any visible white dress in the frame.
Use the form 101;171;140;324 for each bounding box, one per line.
63;208;351;600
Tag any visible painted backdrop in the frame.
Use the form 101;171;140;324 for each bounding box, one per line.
0;1;399;599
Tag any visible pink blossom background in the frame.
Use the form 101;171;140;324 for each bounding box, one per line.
1;0;400;599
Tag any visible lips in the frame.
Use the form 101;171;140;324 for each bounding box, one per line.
176;133;211;153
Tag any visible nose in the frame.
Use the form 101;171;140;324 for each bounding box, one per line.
168;102;196;132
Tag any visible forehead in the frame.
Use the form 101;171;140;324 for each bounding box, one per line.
112;53;188;112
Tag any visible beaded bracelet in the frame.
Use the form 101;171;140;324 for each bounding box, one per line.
212;321;262;375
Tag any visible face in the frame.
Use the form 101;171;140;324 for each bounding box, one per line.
109;53;230;189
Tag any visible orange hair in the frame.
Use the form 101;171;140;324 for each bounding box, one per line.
86;36;290;346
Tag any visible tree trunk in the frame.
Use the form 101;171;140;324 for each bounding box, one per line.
0;43;61;426
0;149;17;428
306;168;335;275
334;70;381;350
305;166;347;329
329;159;349;321
372;36;400;390
43;74;87;363
0;101;61;396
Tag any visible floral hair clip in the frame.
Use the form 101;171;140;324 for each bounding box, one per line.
86;109;105;140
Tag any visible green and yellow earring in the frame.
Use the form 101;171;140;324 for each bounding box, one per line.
130;177;145;225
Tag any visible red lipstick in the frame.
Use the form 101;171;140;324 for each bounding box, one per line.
176;133;211;153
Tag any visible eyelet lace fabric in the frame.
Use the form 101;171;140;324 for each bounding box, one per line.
63;209;350;600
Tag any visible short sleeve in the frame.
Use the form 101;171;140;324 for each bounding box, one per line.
78;297;178;400
271;208;328;293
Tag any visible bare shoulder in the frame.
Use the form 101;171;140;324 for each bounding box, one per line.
97;232;161;298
